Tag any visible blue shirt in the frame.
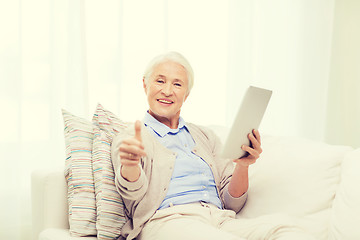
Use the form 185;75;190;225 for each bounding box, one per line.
143;112;222;210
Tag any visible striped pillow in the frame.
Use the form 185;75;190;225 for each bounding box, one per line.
92;104;127;239
62;109;97;236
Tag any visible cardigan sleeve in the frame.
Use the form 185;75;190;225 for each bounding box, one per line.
111;127;149;201
223;185;248;213
212;131;248;213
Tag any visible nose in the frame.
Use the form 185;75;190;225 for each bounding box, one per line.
162;82;173;96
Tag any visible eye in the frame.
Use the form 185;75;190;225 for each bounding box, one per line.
174;83;182;87
156;78;165;83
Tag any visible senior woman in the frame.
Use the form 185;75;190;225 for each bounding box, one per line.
111;52;316;240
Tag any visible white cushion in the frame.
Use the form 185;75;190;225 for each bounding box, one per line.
238;135;352;217
329;148;360;240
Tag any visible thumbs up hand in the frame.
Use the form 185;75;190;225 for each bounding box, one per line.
118;120;147;182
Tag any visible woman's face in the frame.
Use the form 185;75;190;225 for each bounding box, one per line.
143;60;189;129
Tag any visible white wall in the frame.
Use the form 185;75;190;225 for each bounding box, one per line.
326;0;360;148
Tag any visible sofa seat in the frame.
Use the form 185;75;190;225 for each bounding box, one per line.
39;229;96;240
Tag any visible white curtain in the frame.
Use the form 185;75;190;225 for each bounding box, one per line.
1;0;359;239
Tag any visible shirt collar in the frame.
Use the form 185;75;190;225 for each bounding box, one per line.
143;111;187;137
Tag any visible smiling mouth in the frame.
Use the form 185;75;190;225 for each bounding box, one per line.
157;99;173;104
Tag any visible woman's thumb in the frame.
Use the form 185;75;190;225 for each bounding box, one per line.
134;120;142;141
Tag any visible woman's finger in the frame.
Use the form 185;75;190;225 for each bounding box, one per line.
249;131;262;154
253;129;261;144
242;144;260;159
122;138;145;149
120;158;140;166
248;133;261;151
119;152;140;160
119;144;147;157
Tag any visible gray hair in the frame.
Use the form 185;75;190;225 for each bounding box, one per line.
143;51;194;95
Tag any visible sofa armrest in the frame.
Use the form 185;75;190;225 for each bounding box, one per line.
31;168;69;240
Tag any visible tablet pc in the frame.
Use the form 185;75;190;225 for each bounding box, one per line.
221;86;272;159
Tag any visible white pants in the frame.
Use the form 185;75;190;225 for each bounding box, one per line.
138;202;316;240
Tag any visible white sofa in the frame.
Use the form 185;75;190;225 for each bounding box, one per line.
31;133;360;240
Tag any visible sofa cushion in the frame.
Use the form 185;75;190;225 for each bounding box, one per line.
237;135;353;218
92;104;128;239
62;110;97;236
329;148;360;240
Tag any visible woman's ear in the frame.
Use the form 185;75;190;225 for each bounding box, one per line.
184;92;189;102
143;77;147;94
